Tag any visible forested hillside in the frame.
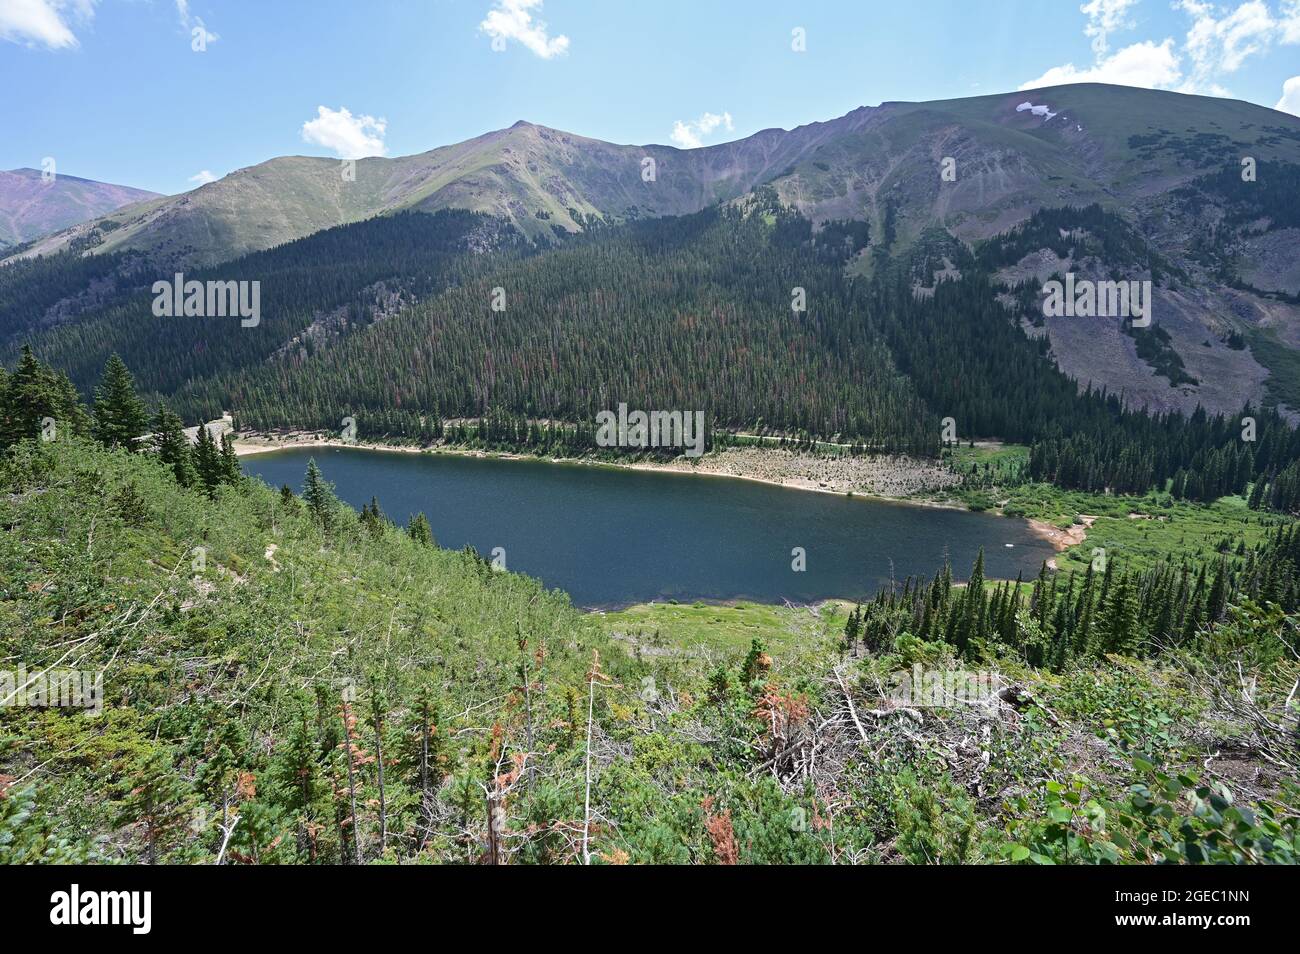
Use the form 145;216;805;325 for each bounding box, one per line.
9;0;1300;880
7;84;1300;426
0;210;523;399
178;198;941;452
1;354;1297;864
5;193;1300;502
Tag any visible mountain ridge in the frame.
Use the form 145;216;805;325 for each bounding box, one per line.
11;83;1298;275
0;168;160;250
4;83;1300;422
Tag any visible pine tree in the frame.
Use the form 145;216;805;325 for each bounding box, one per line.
193;422;223;496
740;637;771;687
112;480;151;526
358;496;387;538
0;345;89;448
277;700;321;861
1246;474;1266;510
112;749;193;865
956;550;986;655
92;353;149;451
359;499;383;537
407;512;433;546
219;433;242;485
1102;574;1141;655
407;683;444;851
197;719;246;837
367;676;389;855
302;459;335;531
153;403;196;487
1206;559;1229;624
842;606;863;654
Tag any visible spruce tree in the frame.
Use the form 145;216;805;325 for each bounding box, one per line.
956;550;985;655
0;345;89;448
302;459;335;531
359;497;388;538
278;701;322;861
111;748;194;865
92;354;149;451
193;422;223;496
153;403;196;487
1247;475;1266;510
219;434;242;485
197;719;246;835
1206;559;1229;624
407;512;433;546
1102;574;1141;655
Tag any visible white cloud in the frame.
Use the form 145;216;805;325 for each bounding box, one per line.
1282;0;1300;41
1020;39;1183;90
480;0;569;59
188;170;218;185
0;0;97;50
1081;0;1141;55
1023;1;1300;96
1178;0;1276;92
301;106;388;159
1275;74;1300;113
669;111;734;149
175;0;218;46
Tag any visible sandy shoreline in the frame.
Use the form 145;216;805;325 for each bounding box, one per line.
1027;515;1097;567
232;433;970;508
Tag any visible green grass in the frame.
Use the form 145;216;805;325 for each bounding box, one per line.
593;599;850;656
944;442;1030;475
999;483;1288;575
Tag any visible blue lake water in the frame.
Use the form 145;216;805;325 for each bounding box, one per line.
243;447;1055;608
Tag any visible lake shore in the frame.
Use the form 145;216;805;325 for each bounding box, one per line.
234;435;1096;556
1027;514;1098;567
231;432;971;509
236;432;1079;598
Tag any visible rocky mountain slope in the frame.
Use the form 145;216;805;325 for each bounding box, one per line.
4;83;1299;420
0;168;159;250
12;84;1297;268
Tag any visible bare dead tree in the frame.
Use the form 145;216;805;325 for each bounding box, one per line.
582;650;612;865
340;699;364;864
369;685;388;855
214;815;240;866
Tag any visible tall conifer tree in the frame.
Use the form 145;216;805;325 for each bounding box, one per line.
93;354;149;451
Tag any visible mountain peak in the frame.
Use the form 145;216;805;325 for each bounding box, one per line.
0;169;159;248
11;83;1300;270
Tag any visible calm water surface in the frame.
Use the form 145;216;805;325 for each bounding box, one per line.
243;448;1055;608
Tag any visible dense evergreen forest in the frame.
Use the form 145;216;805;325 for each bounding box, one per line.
180;198;934;451
0;210;523;399
4;195;1299;505
1175;160;1300;233
848;523;1300;670
973;203;1180;282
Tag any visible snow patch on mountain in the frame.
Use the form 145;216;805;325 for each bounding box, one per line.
1016;101;1057;120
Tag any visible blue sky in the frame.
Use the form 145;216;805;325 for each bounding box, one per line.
3;0;1299;195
